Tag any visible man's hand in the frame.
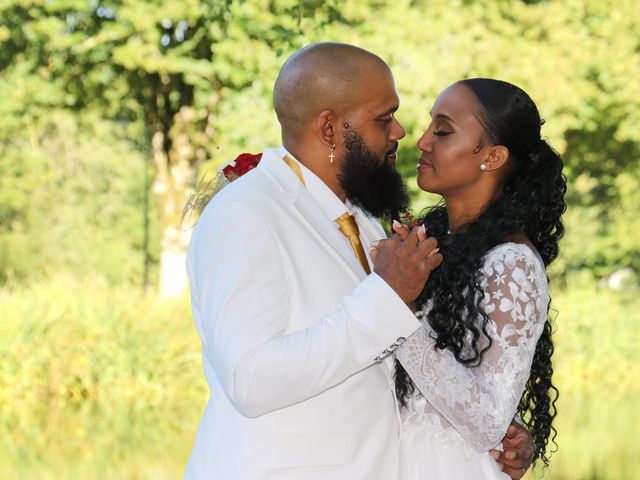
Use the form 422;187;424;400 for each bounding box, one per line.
370;225;442;305
490;423;535;479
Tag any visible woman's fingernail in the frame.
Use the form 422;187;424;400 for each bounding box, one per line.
428;247;440;257
419;225;426;236
392;219;402;230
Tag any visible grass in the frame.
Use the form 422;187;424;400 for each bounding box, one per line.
551;272;640;397
0;272;638;478
0;274;206;406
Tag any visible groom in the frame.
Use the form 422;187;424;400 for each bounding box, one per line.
185;43;532;479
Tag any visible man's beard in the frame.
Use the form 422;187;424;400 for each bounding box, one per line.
338;129;409;222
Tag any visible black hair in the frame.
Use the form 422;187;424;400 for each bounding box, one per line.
395;78;566;466
339;128;409;222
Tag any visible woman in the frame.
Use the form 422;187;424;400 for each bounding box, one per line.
392;79;566;478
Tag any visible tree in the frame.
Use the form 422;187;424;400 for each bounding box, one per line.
1;0;638;290
0;0;365;296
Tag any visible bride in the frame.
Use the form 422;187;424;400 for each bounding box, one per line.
387;78;566;478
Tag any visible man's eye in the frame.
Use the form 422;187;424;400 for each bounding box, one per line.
433;131;452;137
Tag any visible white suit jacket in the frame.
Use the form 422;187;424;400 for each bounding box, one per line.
185;147;422;479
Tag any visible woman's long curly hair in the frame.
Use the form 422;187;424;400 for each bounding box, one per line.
395;78;566;466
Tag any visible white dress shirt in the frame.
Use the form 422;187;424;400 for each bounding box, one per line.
277;146;376;270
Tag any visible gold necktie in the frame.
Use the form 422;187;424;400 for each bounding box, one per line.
283;155;305;186
336;212;371;274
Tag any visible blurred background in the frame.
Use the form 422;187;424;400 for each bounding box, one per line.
1;0;638;478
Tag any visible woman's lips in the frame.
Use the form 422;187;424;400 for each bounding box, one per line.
417;157;433;170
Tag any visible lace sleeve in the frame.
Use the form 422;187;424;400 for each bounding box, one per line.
395;244;549;451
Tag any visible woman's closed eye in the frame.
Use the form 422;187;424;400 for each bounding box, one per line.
433;130;453;137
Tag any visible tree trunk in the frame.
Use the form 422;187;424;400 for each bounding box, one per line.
151;107;200;299
148;72;218;298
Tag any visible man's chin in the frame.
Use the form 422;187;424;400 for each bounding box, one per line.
349;185;409;221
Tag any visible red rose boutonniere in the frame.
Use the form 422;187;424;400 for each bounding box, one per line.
183;152;264;223
222;152;262;181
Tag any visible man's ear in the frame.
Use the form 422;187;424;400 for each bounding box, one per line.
316;110;336;147
483;145;510;171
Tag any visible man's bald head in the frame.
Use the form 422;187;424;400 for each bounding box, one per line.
273;43;391;141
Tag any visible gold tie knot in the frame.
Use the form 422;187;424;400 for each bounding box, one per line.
336;212;360;238
336;212;371;274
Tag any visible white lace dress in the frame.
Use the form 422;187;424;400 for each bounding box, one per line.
396;243;549;480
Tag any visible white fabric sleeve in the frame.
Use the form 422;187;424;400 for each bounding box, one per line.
189;198;421;418
395;244;549;451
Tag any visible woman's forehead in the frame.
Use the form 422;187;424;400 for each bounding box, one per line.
431;83;480;122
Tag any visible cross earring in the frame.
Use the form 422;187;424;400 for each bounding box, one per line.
329;144;336;164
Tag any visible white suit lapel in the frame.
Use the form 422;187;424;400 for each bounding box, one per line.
260;150;399;382
352;208;401;381
258;149;366;282
294;191;369;279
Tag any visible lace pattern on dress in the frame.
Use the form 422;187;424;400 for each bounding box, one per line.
396;243;549;452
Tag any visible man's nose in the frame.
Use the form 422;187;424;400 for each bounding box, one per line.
392;118;406;141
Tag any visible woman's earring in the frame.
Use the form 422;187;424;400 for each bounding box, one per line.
480;163;487;171
329;144;336;164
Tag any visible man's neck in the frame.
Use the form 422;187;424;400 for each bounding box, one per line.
283;144;347;202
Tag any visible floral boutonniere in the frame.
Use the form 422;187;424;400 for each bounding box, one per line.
389;210;421;236
183;152;263;224
399;210;420;229
222;152;262;181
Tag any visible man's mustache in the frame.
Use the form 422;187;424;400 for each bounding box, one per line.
386;142;399;157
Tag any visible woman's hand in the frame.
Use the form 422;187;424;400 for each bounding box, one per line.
370;222;436;262
392;219;425;241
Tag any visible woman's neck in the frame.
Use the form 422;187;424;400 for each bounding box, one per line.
444;197;487;233
443;185;501;233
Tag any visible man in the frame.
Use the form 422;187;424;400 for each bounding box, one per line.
185;43;532;479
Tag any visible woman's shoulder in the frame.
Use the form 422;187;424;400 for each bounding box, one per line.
484;239;545;273
481;241;549;301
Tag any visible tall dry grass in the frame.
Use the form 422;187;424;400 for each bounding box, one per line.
1;272;638;478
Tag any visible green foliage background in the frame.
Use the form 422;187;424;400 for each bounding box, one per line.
1;0;638;478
